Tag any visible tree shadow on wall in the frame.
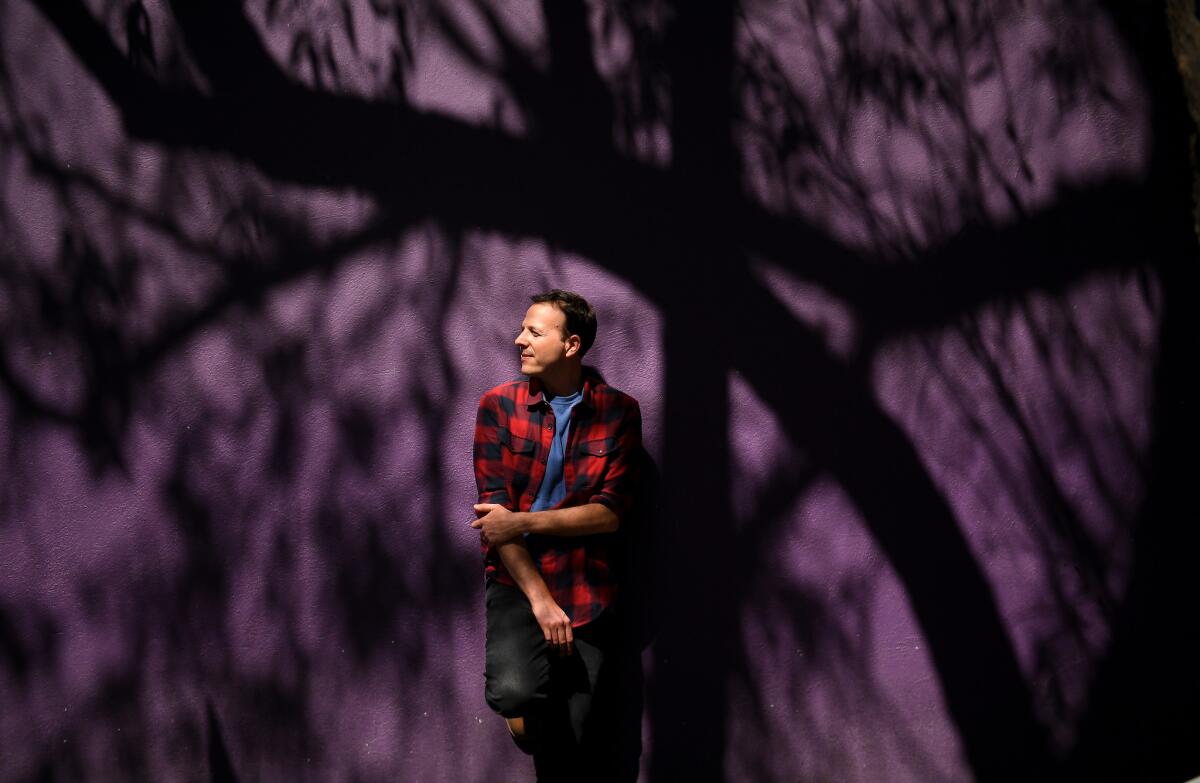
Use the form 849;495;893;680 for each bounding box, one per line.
0;0;1198;782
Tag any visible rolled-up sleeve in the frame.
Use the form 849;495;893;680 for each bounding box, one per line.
587;400;642;524
473;391;511;507
472;392;513;560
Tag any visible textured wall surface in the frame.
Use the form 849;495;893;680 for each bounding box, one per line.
1;1;1197;781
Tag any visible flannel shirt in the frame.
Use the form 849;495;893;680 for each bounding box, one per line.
473;370;642;627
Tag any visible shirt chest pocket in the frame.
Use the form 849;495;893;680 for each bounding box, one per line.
499;427;536;466
498;427;538;497
571;437;619;491
577;438;619;458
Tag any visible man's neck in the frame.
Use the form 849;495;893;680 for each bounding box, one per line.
539;364;583;398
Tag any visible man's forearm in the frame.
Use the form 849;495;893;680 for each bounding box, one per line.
517;503;619;536
497;540;552;602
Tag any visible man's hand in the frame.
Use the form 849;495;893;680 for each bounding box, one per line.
529;594;574;656
471;503;527;546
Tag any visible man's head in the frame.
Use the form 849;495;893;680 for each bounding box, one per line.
515;290;597;383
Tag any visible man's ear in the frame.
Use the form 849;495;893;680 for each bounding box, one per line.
565;334;582;357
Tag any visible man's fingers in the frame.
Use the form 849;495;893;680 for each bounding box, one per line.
534;606;573;655
550;619;570;655
473;503;497;515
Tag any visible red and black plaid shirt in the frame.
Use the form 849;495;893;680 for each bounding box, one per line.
473;371;642;626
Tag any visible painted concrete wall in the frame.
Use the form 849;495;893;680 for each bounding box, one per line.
1;1;1197;781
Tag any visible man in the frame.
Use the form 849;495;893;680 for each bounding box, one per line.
471;290;642;779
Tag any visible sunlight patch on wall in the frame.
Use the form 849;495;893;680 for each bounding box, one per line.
870;269;1160;749
726;475;968;783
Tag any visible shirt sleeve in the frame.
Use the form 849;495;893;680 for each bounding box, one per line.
588;398;642;523
472;390;512;508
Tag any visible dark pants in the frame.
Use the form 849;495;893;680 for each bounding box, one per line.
484;581;620;781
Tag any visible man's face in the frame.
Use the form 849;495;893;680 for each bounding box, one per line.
515;303;577;377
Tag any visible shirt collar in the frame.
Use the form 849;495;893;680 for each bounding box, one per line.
526;369;598;411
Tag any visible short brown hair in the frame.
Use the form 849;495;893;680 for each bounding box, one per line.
530;290;598;357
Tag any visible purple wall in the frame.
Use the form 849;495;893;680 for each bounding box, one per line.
1;1;1197;781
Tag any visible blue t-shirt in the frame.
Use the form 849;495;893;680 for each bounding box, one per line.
530;388;584;513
